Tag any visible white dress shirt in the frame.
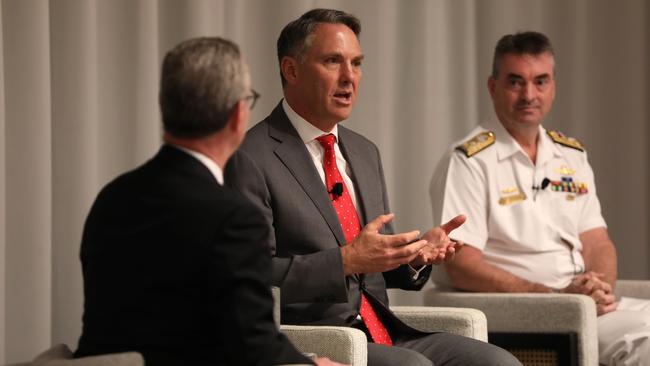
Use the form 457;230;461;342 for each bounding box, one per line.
171;144;224;185
282;99;359;210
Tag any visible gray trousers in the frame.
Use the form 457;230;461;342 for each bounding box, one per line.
367;332;522;366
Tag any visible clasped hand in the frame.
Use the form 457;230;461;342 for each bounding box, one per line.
562;271;618;315
341;213;465;275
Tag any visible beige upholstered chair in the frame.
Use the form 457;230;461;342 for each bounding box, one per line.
424;279;650;366
4;343;143;366
273;287;489;366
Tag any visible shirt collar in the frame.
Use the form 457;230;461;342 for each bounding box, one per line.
489;119;559;163
537;125;563;165
170;144;224;185
282;99;340;143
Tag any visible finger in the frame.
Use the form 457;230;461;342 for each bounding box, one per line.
364;213;396;233
419;247;439;264
592;290;616;307
452;240;464;252
599;281;613;294
385;230;422;247
591;289;606;303
572;274;588;287
440;215;467;234
600;293;617;305
392;239;429;260
599;301;619;315
590;271;605;278
584;278;597;293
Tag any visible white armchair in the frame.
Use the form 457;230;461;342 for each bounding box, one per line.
424;279;650;366
273;287;489;366
4;344;143;366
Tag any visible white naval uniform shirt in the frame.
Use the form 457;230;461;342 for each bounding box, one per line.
431;119;607;289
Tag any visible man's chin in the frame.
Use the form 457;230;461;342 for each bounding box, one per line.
329;108;352;122
514;114;543;126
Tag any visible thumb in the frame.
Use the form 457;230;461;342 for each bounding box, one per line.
364;213;395;233
440;214;466;234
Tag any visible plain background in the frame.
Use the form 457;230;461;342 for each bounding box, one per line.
0;0;648;363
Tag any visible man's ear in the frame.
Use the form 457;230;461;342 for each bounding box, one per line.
228;100;247;134
487;76;496;98
280;56;298;85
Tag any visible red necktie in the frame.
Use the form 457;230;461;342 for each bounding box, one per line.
316;134;393;346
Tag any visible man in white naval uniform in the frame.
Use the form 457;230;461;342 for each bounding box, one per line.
430;31;650;366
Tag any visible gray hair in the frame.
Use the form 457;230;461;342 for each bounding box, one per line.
160;37;248;138
277;8;361;87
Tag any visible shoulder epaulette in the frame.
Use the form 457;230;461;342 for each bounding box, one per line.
547;130;585;152
456;131;495;157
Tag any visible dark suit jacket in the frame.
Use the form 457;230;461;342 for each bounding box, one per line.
75;145;311;366
226;102;431;337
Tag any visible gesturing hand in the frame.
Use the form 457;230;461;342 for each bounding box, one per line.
314;357;348;366
341;214;429;275
410;215;466;267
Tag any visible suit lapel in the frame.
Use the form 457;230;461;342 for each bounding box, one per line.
268;104;347;245
338;128;379;227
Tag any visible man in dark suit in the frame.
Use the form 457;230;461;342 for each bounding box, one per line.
75;37;339;366
226;9;521;366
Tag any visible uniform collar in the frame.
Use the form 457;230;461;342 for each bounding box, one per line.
489;119;561;164
282;99;340;143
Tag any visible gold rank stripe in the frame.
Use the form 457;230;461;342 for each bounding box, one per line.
499;192;526;205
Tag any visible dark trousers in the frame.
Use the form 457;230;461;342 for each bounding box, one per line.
366;332;522;366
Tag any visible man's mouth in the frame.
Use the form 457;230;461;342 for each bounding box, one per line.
516;104;539;111
333;91;352;102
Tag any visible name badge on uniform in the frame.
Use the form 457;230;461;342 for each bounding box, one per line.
499;187;526;205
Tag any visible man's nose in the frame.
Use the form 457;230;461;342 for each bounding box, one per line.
339;61;356;84
520;82;536;102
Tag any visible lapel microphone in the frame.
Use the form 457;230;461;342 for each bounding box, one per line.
330;182;344;198
532;178;551;191
532;178;551;200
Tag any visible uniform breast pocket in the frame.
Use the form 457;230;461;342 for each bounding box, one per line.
554;192;582;234
491;195;540;243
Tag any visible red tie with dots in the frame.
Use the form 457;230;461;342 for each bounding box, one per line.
316;134;393;346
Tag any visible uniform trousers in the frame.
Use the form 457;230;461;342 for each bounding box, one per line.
599;297;650;366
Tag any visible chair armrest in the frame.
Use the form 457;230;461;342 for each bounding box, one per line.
281;325;367;366
390;306;487;342
42;353;143;366
424;291;598;366
616;279;650;299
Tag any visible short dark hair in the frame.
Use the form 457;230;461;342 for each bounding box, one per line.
277;8;361;86
159;37;247;138
491;31;555;78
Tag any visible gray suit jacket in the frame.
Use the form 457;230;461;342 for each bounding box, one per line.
226;102;431;336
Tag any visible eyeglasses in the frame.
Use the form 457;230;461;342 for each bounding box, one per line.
243;89;261;110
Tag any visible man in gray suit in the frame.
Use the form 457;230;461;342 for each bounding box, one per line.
226;8;521;366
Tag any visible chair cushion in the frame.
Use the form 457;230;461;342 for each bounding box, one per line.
30;344;143;366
